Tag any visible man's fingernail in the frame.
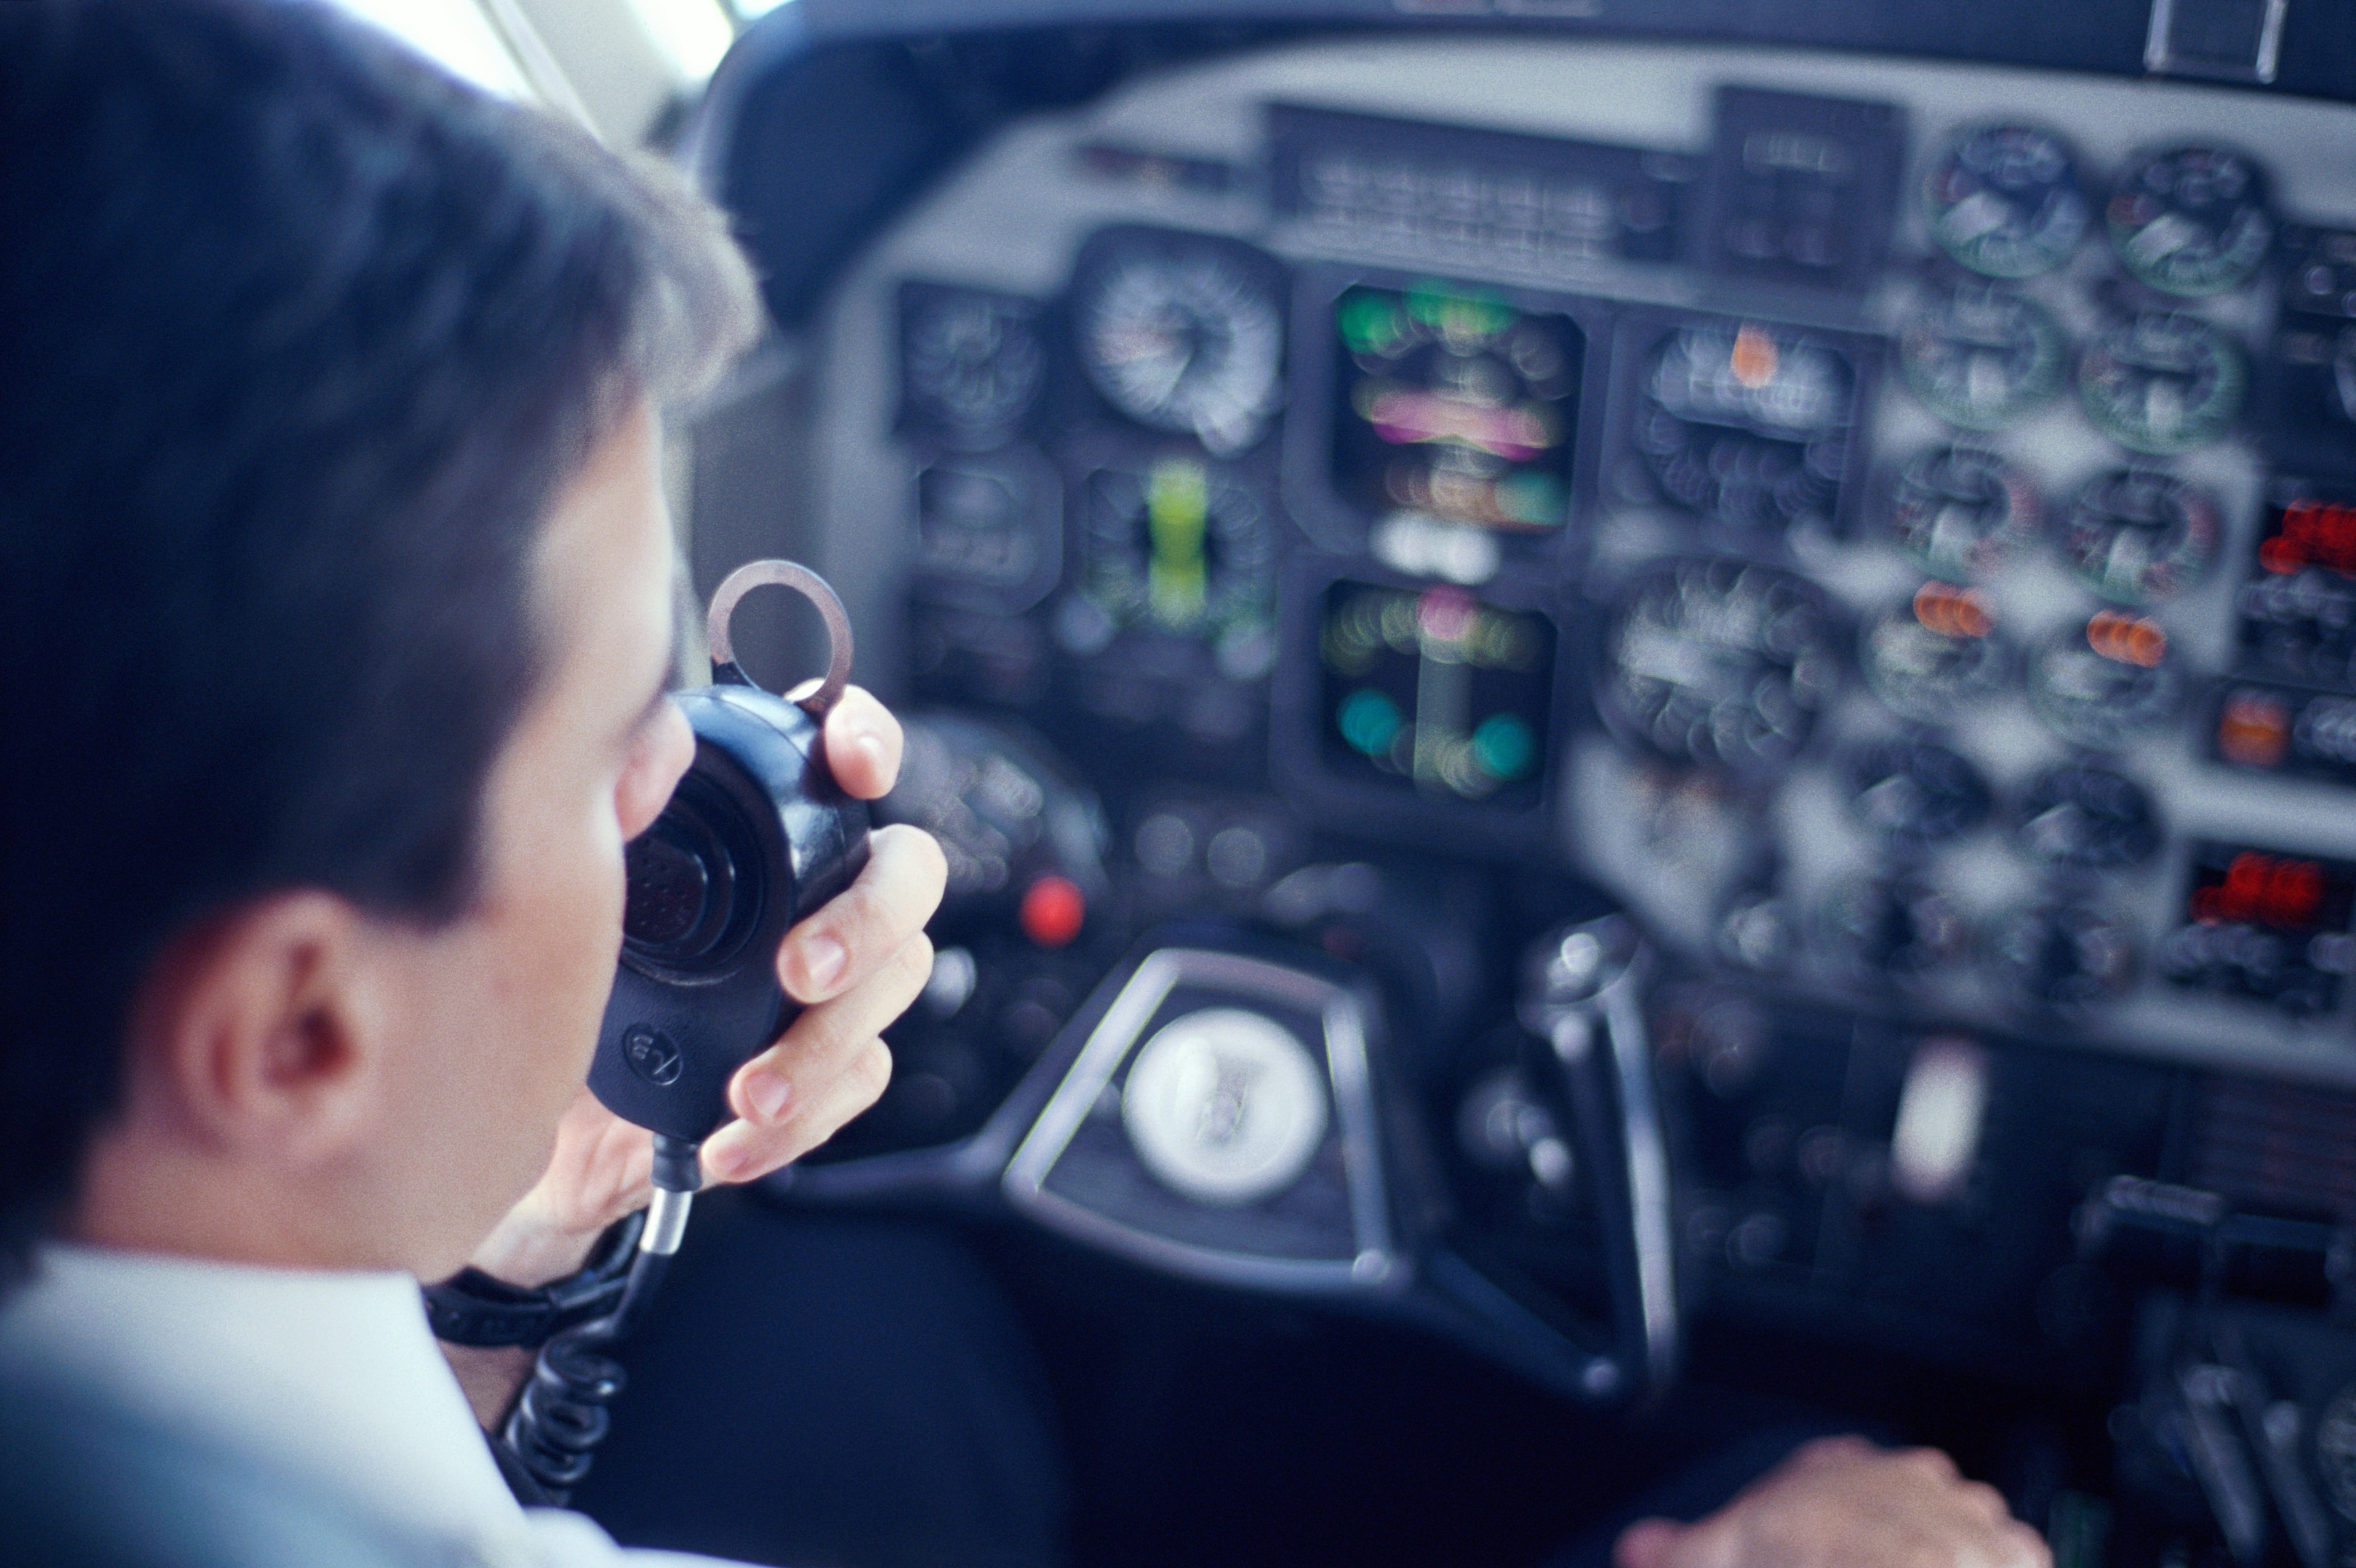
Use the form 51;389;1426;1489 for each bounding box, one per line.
855;729;886;765
798;933;847;991
704;1141;749;1183
746;1070;791;1123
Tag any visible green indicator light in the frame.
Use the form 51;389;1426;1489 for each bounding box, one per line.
1338;290;1405;356
1145;457;1208;628
1339;688;1403;758
1471;712;1535;781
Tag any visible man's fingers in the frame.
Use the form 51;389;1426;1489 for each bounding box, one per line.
821;685;903;800
703;1039;894;1183
728;930;932;1131
776;823;946;1002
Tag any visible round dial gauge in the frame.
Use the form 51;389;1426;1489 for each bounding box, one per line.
1073;237;1284;455
1899;286;2069;431
2016;765;2162;870
1923;124;2091;278
1080;459;1272;637
2028;613;2186;749
1988;903;2137;1012
1846;740;1994;844
2077;312;2246;455
1885;446;2039;577
901;288;1045;442
1636;321;1855;531
2108;145;2274;297
1603;559;1842;774
1860;584;2011;722
1121;1007;1329;1205
2054;469;2220;604
1819;876;1970;980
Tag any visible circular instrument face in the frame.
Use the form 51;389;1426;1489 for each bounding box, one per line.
1846;740;1994;844
1899;286;2069;431
2028;614;2186;748
902;289;1045;441
2077;312;2246;455
1988;903;2137;1012
2015;765;2162;871
1819;876;1970;979
1603;559;1842;774
1636;320;1856;531
1074;239;1284;455
1923;124;2091;278
2054;469;2220;604
1860;585;2011;722
1885;446;2040;577
1121;1007;1329;1205
1081;460;1272;637
2107;144;2274;297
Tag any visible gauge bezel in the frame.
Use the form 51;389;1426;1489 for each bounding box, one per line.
2105;141;2276;299
897;278;1054;450
1919;120;2092;280
2074;310;2248;457
1280;261;1615;565
1065;225;1292;457
1591;553;1848;779
1603;305;1883;542
1268;555;1573;862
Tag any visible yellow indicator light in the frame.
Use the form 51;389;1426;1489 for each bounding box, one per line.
1146;457;1209;628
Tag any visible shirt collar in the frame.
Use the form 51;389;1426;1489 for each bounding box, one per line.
0;1243;532;1550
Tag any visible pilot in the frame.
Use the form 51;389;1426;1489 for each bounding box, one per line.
0;3;2049;1567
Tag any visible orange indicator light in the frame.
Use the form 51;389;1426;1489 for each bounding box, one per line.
1912;582;1992;639
1729;323;1779;390
2086;610;2167;668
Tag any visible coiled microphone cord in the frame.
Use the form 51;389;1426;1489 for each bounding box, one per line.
500;1135;699;1506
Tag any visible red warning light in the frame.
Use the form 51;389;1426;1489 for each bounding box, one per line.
2193;851;2327;928
1019;875;1086;948
2262;499;2356;576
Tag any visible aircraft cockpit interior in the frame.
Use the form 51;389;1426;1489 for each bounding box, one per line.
366;2;2356;1563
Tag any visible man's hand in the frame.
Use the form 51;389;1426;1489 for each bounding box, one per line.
1614;1437;2051;1568
465;685;946;1289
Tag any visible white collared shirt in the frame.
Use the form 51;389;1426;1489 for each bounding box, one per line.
0;1244;735;1568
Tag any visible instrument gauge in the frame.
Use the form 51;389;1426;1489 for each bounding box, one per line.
1603;559;1841;774
1859;584;2011;722
1922;123;2090;279
1080;459;1273;638
2015;765;2161;871
1898;286;2068;431
1636;319;1857;532
1845;740;1993;845
2054;469;2220;605
1072;231;1284;455
2107;144;2274;298
1989;903;2138;1011
899;284;1046;445
2029;612;2186;749
1885;446;2039;578
1820;876;1970;980
2077;312;2245;456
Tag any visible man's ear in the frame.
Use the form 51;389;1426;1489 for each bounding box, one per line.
126;891;384;1166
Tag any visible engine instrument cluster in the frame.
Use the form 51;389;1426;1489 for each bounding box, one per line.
820;36;2356;1084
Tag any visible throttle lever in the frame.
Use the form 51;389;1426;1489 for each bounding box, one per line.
1517;915;1679;1399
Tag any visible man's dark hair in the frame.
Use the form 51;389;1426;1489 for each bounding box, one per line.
0;0;761;1277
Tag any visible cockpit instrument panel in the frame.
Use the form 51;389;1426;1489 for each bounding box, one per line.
815;34;2356;1081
